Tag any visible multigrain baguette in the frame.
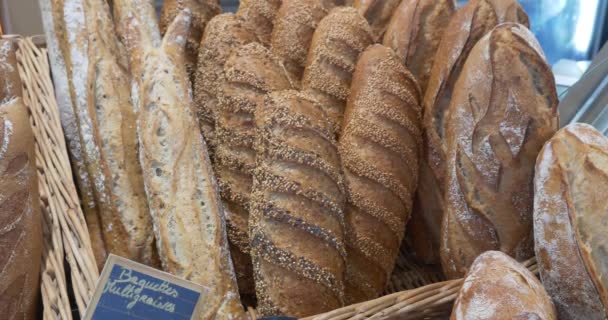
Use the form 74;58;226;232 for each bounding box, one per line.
193;13;258;158
236;0;282;46
352;0;401;41
215;42;294;300
441;23;558;279
534;124;608;320
270;0;341;84
112;2;246;318
413;0;529;265
302;7;373;133
340;44;422;303
251;90;346;317
382;0;455;91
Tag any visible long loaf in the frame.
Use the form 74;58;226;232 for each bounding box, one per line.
251;90;346;317
351;0;401;41
340;44;422;303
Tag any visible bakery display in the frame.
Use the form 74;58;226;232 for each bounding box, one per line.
441;23;558;278
340;44;422;303
451;251;556;320
534;123;608;320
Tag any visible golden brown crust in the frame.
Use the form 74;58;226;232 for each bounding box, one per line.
340;44;422;303
415;0;529;266
441;23;558;279
451;251;556;320
251;90;346;317
534;124;608;320
382;0;455;91
236;0;282;45
302;7;373;133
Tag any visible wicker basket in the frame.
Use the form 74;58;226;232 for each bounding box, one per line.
14;35;538;320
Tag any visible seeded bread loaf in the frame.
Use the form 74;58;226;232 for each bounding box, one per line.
441;23;558;279
382;0;455;91
193;13;258;159
236;0;282;45
534;124;608;320
215;42;294;301
451;251;556;320
352;0;401;41
414;0;529;265
251;90;346;317
302;7;373;133
270;0;341;84
0;97;43;320
340;44;422;303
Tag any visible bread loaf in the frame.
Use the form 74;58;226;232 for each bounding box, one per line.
251;90;346;317
159;0;221;76
0;39;23;102
413;0;529;265
302;7;373;133
382;0;455;91
340;44;421;303
270;0;341;83
193;13;258;159
451;251;556;320
113;3;246;318
215;42;294;301
441;23;558;279
236;0;282;45
0;98;42;320
534;123;608;320
352;0;401;41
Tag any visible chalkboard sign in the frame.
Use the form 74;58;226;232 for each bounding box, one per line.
83;254;208;320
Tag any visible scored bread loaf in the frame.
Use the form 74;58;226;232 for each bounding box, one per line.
0;95;42;319
251;90;346;317
215;42;294;301
413;0;530;265
159;0;221;76
340;44;422;303
193;13;258;159
441;23;558;279
451;251;556;320
301;7;373;133
236;0;282;45
113;2;246;317
352;0;401;41
270;0;341;84
534;124;608;320
382;0;455;91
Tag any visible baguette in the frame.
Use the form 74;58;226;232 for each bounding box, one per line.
441;23;558;279
534;124;608;320
414;0;529;265
193;13;258;159
352;0;401;41
382;0;455;91
236;0;282;46
0;98;42;320
215;42;294;301
251;90;346;317
301;7;373;133
340;44;422;303
270;0;341;83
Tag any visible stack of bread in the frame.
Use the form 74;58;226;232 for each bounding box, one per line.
34;0;608;319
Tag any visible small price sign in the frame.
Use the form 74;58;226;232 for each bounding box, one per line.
83;254;208;320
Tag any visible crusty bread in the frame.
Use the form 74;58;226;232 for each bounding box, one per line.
382;0;455;91
0;98;42;320
340;44;422;303
414;0;530;266
215;42;294;301
113;3;246;317
193;13;258;159
534;123;608;320
159;0;221;76
251;90;346;317
352;0;401;41
451;251;556;320
236;0;282;45
441;23;558;279
301;7;373;133
0;39;23;102
270;0;341;83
